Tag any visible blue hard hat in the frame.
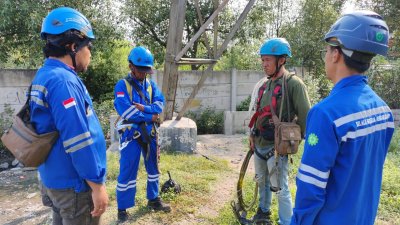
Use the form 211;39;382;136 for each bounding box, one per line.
128;46;154;73
324;10;389;56
41;7;95;40
260;38;292;57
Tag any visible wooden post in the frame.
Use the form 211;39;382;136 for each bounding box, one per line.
162;0;187;120
174;0;230;62
213;0;219;58
176;0;256;119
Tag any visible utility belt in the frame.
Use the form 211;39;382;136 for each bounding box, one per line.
116;119;158;158
117;120;157;138
254;147;275;161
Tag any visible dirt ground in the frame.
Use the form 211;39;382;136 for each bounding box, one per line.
0;134;251;225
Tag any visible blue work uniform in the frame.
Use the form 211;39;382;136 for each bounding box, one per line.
113;75;164;209
30;58;107;193
291;75;394;225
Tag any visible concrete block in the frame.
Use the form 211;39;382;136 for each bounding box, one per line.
110;114;119;143
224;111;233;135
224;111;251;135
158;117;197;153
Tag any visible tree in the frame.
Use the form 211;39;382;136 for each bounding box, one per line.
123;0;278;69
0;0;127;101
281;0;342;98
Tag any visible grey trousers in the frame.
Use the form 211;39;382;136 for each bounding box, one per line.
40;182;101;225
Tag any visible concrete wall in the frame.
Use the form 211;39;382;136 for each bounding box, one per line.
1;69;264;115
0;69;36;114
151;69;264;112
1;69;399;133
224;111;251;135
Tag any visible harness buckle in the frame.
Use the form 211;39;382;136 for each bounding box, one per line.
133;131;141;139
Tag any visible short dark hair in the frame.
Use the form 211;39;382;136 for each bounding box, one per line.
329;46;371;73
43;42;69;58
42;30;90;58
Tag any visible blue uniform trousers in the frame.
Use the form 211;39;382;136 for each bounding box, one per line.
116;137;159;209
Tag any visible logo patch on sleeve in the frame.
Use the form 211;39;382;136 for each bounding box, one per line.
63;97;76;109
117;92;124;98
307;133;319;146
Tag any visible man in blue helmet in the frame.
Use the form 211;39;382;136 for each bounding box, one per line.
291;10;394;225
31;7;108;225
248;38;311;225
113;46;169;222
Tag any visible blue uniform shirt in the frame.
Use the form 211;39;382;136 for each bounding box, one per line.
30;59;107;193
291;75;394;225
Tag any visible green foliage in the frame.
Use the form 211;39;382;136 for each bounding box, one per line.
81;40;131;102
0;0;127;102
122;0;275;70
185;108;224;134
0;0;124;68
93;99;115;139
368;59;400;109
302;74;325;106
378;151;400;224
236;95;251;111
0;104;15;158
388;129;400;154
215;41;262;71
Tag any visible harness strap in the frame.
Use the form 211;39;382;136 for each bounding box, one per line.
124;75;154;160
254;148;275;161
249;84;281;129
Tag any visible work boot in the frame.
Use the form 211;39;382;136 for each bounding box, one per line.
147;196;171;212
253;207;272;225
117;209;128;223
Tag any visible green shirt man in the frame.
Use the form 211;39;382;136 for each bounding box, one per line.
249;38;310;225
254;72;310;147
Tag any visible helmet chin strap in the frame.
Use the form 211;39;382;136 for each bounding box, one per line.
130;71;145;82
68;51;77;71
267;57;284;79
67;40;89;72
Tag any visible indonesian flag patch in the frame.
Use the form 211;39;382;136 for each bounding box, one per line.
117;92;125;98
63;97;76;109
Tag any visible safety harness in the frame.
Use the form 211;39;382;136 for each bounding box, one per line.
116;75;156;159
248;82;281;137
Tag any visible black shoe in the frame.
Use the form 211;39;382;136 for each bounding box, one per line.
253;207;272;225
118;209;128;222
147;196;171;212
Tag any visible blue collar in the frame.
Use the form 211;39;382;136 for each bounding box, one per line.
330;75;368;96
44;58;77;75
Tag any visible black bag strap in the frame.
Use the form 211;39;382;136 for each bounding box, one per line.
124;75;152;158
125;75;150;105
18;84;33;121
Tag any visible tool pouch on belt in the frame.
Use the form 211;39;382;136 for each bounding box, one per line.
271;75;301;155
1;85;59;167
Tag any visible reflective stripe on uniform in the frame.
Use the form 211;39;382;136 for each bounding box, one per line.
117;180;137;191
63;132;93;153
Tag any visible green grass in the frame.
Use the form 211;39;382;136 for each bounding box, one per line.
103;150;233;224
